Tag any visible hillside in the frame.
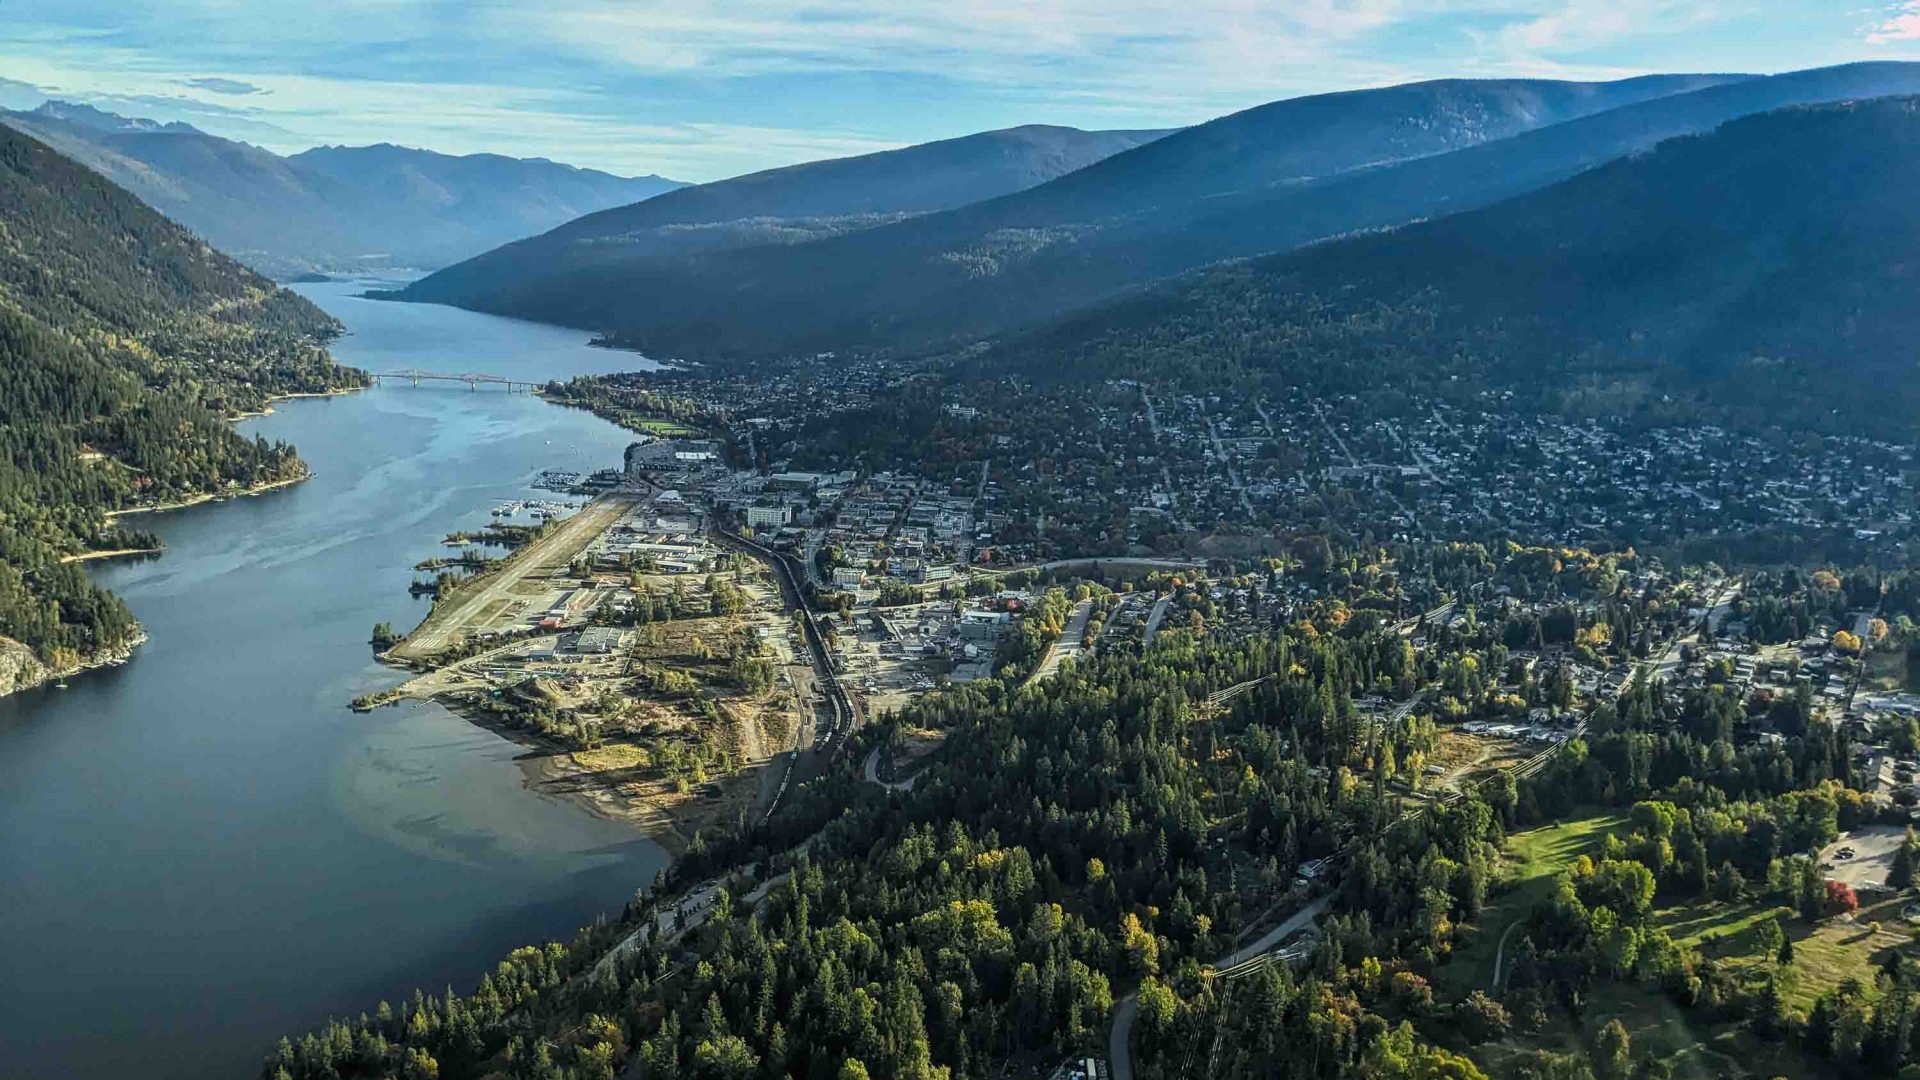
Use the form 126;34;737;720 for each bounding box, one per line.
392;71;1752;354
0;124;362;685
398;63;1920;362
394;123;1171;305
0;102;684;277
1000;95;1920;437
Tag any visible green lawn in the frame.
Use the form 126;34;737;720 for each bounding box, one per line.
1438;810;1629;994
1660;895;1917;1010
1473;983;1810;1080
624;415;704;438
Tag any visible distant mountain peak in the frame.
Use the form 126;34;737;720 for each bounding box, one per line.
30;100;200;136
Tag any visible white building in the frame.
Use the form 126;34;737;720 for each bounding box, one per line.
746;505;792;529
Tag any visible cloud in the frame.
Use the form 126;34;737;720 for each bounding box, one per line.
186;76;267;96
1488;0;1726;56
0;75;48;110
490;0;1425;115
1868;2;1920;43
0;0;1895;181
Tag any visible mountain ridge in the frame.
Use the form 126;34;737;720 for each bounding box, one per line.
995;94;1920;437
0;123;361;682
0;102;685;277
395;63;1920;363
394;123;1175;300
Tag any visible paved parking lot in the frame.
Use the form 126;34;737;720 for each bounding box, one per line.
1819;825;1907;890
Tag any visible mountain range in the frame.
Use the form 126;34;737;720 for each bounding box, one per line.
390;123;1172;301
0;101;685;278
393;62;1920;363
1000;94;1920;437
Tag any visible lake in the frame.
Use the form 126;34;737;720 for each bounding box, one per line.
0;281;671;1079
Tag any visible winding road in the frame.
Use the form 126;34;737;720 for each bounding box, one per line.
1109;894;1331;1079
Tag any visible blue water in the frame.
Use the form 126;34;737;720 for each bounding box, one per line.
0;282;669;1079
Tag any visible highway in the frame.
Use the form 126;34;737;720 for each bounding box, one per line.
1024;599;1094;688
1141;595;1173;649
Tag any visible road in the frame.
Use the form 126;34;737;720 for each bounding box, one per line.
1490;919;1523;991
1109;894;1331;1080
1024;599;1094;688
1141;595;1173;648
592;845;808;983
1215;894;1333;971
1310;397;1359;468
1649;578;1738;684
1206;415;1255;518
392;494;634;661
862;744;922;792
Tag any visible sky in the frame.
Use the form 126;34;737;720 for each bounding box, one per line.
3;1;1919;182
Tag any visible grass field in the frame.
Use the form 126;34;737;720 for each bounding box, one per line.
1466;890;1920;1080
1472;984;1749;1080
622;415;704;438
1439;810;1629;993
1659;894;1916;1010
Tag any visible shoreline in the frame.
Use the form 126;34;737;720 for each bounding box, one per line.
0;629;147;700
60;547;163;564
106;472;309;520
433;691;704;857
364;656;743;858
229;384;366;422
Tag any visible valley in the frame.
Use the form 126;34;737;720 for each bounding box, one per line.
7;29;1920;1080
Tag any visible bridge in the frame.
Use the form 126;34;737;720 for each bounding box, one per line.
372;369;539;392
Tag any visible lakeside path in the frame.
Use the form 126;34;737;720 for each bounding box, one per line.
390;494;637;662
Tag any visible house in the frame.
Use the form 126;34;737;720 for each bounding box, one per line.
832;566;866;589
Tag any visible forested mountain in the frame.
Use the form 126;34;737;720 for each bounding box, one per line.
0;101;684;278
391;71;1748;355
997;95;1920;438
394;63;1920;362
0;124;362;684
393;123;1172;304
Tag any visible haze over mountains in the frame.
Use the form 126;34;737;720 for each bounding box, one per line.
396;62;1920;365
0;100;685;278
